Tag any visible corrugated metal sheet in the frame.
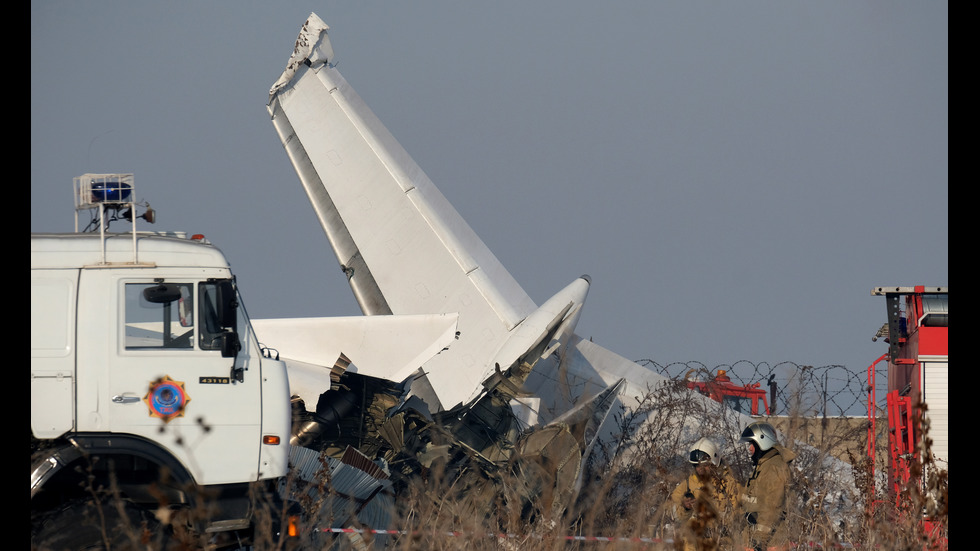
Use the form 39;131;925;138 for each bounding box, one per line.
280;445;395;543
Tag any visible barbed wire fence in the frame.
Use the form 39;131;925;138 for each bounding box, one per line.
635;359;888;418
561;359;895;548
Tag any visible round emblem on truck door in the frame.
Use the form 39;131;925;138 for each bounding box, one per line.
143;376;191;422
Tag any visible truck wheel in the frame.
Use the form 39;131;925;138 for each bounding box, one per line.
33;498;155;550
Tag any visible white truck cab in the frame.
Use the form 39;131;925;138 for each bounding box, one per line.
31;175;291;546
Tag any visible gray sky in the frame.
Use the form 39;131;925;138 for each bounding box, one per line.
32;2;947;378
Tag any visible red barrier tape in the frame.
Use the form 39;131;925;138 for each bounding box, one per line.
315;527;874;549
317;526;664;544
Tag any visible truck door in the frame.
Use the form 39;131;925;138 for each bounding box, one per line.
105;277;263;485
31;269;79;438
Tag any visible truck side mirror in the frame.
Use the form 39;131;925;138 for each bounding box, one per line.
142;283;182;304
215;280;239;331
220;331;241;359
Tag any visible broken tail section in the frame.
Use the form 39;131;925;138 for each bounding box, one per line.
268;14;541;408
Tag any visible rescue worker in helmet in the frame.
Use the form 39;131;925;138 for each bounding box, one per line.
739;422;796;546
669;437;740;544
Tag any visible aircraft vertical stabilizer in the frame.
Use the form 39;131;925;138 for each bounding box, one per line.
268;15;537;408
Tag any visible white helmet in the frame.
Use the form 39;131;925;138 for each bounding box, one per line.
689;437;721;466
739;422;779;451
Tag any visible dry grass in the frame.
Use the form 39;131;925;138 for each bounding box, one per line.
358;381;947;551
33;380;948;550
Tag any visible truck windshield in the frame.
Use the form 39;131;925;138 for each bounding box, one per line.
723;395;753;415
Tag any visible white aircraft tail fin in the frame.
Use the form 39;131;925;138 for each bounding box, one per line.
268;15;541;407
268;15;533;323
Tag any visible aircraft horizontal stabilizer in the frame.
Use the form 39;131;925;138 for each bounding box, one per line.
253;314;458;402
491;275;590;379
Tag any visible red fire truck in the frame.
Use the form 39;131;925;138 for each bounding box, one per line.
867;285;947;547
685;369;772;416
